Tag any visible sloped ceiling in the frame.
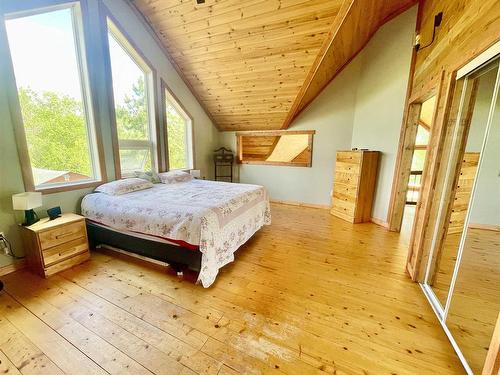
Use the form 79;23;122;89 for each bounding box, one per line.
132;0;417;131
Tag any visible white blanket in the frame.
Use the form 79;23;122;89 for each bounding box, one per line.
81;179;271;287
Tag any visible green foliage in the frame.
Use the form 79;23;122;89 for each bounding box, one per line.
115;77;149;140
18;87;92;177
166;102;188;170
18;77;189;179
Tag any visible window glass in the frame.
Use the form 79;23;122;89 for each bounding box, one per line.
5;6;100;188
166;91;193;170
415;125;430;146
107;19;155;175
411;149;427;171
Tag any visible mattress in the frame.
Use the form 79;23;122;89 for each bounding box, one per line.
81;179;271;287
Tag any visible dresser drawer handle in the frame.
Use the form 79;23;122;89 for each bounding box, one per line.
56;232;74;240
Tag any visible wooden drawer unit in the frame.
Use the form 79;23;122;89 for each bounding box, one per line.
39;220;86;250
331;150;380;223
21;213;90;277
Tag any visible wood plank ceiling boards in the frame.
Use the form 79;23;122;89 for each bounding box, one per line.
132;0;418;130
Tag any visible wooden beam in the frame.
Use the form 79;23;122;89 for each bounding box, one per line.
281;0;418;129
418;119;431;130
236;130;315;137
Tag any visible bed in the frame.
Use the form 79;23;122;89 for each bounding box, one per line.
81;178;271;287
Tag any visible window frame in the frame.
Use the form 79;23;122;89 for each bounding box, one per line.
104;12;160;178
1;0;107;194
235;130;315;167
162;80;195;171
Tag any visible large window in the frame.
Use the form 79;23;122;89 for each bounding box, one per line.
165;88;193;170
107;18;157;177
5;4;102;191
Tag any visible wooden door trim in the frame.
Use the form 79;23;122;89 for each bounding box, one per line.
482;313;500;375
387;74;443;233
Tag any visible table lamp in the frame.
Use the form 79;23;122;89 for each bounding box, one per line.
12;192;42;226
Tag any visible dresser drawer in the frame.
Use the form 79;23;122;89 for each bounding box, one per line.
42;236;88;267
336;151;361;164
331;197;355;217
333;182;358;199
334;171;359;185
335;161;360;175
330;205;355;223
39;220;86;250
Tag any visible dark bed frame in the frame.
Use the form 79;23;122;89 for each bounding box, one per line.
86;221;202;273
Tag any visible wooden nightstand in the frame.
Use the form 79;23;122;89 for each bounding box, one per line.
20;213;90;277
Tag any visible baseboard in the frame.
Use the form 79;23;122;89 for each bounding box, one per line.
468;223;500;232
270;199;330;210
371;217;389;228
0;259;26;277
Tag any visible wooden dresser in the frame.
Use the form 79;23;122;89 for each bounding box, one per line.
330;150;380;223
21;213;90;277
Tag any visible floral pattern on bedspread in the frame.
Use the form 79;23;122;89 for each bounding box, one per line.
81;179;271;287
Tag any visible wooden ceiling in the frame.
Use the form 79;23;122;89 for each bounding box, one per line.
133;0;417;131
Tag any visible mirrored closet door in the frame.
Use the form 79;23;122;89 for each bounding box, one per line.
422;55;500;374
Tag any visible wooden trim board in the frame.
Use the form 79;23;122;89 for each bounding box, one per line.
0;259;26;277
371;217;389;228
270;199;330;210
469;223;500;232
482;313;500;375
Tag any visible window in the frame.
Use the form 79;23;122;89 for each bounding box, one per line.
165;88;193;170
5;4;102;191
107;18;157;177
415;124;430;146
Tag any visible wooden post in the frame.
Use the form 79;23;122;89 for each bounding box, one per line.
482;313;500;375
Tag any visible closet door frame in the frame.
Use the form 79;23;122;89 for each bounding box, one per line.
420;42;500;375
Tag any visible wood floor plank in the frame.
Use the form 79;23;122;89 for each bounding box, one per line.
2;277;152;375
0;349;23;375
0;314;65;375
0;293;107;375
49;272;222;375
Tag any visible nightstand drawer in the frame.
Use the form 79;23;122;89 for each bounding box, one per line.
42;236;88;267
39;220;86;250
44;252;90;277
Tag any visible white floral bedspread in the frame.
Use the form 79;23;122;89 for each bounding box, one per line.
81;179;271;287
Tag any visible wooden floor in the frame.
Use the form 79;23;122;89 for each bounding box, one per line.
0;203;465;374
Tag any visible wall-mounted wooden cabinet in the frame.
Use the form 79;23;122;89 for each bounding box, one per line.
330;150;380;223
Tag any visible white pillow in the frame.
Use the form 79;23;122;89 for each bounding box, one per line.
158;170;193;184
95;178;153;196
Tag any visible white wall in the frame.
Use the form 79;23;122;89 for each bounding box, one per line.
350;7;417;221
220;6;417;220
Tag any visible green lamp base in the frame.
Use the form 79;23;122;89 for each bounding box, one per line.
22;209;39;227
